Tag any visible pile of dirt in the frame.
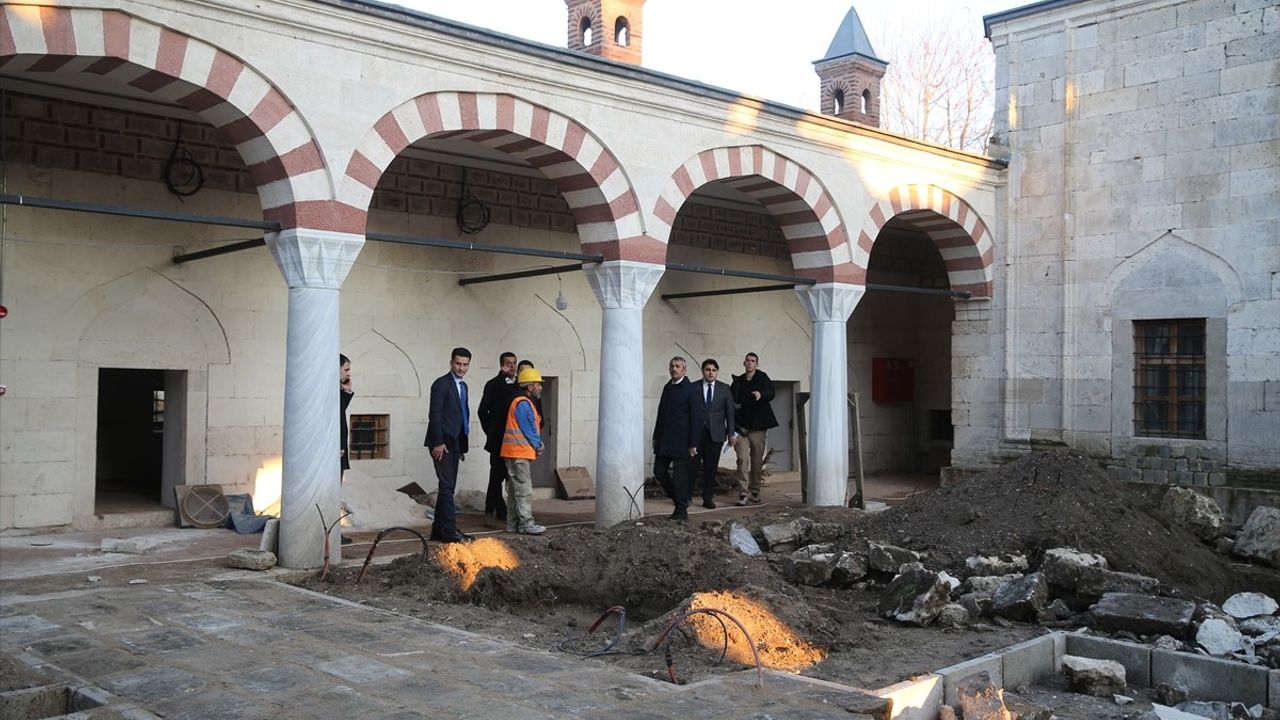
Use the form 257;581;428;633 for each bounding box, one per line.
859;449;1249;602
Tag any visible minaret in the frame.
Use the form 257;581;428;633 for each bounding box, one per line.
813;6;887;127
565;0;645;65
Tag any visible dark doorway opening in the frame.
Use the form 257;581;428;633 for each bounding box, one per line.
96;368;168;513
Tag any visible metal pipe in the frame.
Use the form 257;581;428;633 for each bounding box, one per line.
172;238;267;264
457;262;582;286
0;193;281;231
661;283;794;301
664;262;816;285
866;282;972;299
366;231;604;262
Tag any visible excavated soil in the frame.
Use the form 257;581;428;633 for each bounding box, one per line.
308;449;1271;691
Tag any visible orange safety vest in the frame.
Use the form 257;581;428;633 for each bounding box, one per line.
500;395;541;460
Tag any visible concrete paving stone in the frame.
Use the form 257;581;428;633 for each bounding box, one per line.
1151;648;1267;705
376;712;432;720
164;643;287;674
137;598;201;616
24;633;99;657
116;627;206;654
258;610;331;631
54;647;147;679
487;649;581;674
222;663;326;694
99;665;205;704
290;683;401;717
0;614;62;635
575;710;674;720
316;654;412;684
150;687;276;720
170;612;245;634
301;624;380;644
465;667;557;696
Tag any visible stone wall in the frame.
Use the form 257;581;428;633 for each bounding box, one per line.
984;0;1280;480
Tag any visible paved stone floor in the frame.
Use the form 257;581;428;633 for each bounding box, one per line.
2;575;886;718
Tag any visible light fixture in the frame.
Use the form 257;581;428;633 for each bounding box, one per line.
555;274;569;311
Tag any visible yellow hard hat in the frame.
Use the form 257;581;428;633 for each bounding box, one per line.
517;368;544;385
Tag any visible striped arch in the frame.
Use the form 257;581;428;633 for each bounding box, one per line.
341;92;649;260
0;6;333;230
853;184;995;298
652;145;855;283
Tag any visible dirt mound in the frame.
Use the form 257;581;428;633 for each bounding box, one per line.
860;449;1246;602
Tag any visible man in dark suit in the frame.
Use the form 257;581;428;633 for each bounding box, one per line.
424;347;473;543
478;351;518;528
651;356;700;521
693;358;736;509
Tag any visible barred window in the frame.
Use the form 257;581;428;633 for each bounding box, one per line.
350;414;390;460
1133;319;1206;439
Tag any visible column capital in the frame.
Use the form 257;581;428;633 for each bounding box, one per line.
267;228;364;289
795;282;864;323
584;260;664;311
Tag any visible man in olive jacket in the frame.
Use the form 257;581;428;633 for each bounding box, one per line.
730;352;777;505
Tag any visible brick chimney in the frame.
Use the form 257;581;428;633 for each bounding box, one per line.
814;5;887;127
565;0;645;65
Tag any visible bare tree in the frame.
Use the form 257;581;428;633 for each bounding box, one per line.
876;11;994;153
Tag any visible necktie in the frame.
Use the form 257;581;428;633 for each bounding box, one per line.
705;383;711;407
459;381;469;435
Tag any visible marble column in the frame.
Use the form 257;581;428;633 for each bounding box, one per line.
795;282;864;507
584;260;664;527
266;228;364;569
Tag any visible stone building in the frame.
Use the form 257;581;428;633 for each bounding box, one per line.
983;0;1279;498
0;0;1274;565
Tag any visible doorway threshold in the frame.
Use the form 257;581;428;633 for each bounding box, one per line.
88;508;175;530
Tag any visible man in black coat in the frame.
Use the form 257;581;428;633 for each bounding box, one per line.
478;351;518;528
730;352;777;505
692;358;736;509
651;356;701;521
424;347;473;543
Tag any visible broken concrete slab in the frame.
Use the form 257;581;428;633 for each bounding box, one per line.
955;671;1010;720
1224;592;1279;620
1196;618;1246;657
964;554;1028;578
868;542;920;574
877;563;950;626
1064;633;1152;686
991;572;1048;621
785;551;836;586
101;537;164;555
1063;655;1126;697
761;520;803;552
935;604;970;628
226;548;277;571
259;518;279;553
1040;548;1108;590
1093;593;1196;637
959;592;993;619
1235;507;1280;568
831;551;869;586
1161;487;1224;541
1076;566;1160;600
1241;616;1280;636
962;573;1023;595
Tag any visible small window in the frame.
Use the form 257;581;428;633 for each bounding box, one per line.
152;389;165;431
1133;319;1206;439
350;414;390;460
832;88;845;114
614;17;629;47
928;410;953;443
861;89;870;114
580;16;594;46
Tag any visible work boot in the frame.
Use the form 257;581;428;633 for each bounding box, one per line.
702;499;716;509
747;494;762;504
518;522;546;535
735;494;750;506
506;519;517;533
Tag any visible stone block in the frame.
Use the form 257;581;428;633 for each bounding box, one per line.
101;537;164;555
1151;648;1267;705
1077;566;1161;599
1064;633;1152;686
878;564;950;626
226;548;277;571
1235;506;1280;567
992;573;1049;621
1092;593;1195;638
868;542;920;573
964;554;1029;577
1063;655;1127;697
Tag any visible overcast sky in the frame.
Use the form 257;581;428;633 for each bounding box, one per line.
392;0;1028;110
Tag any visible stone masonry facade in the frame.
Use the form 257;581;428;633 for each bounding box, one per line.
981;0;1279;482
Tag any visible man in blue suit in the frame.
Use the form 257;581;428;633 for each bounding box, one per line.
425;347;473;543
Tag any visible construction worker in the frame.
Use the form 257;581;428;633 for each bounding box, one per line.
500;367;548;535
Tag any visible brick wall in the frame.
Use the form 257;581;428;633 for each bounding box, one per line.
5;90;788;257
815;55;884;127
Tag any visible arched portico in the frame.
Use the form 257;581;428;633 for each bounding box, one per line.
2;5;361;567
853;184;994;298
653;145;863;506
342;91;659;528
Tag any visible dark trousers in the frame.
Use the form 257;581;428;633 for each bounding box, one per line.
696;428;724;502
485;452;508;520
653;453;694;517
430;446;460;540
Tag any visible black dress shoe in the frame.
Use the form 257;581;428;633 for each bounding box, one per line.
702;499;716;509
439;533;473;544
